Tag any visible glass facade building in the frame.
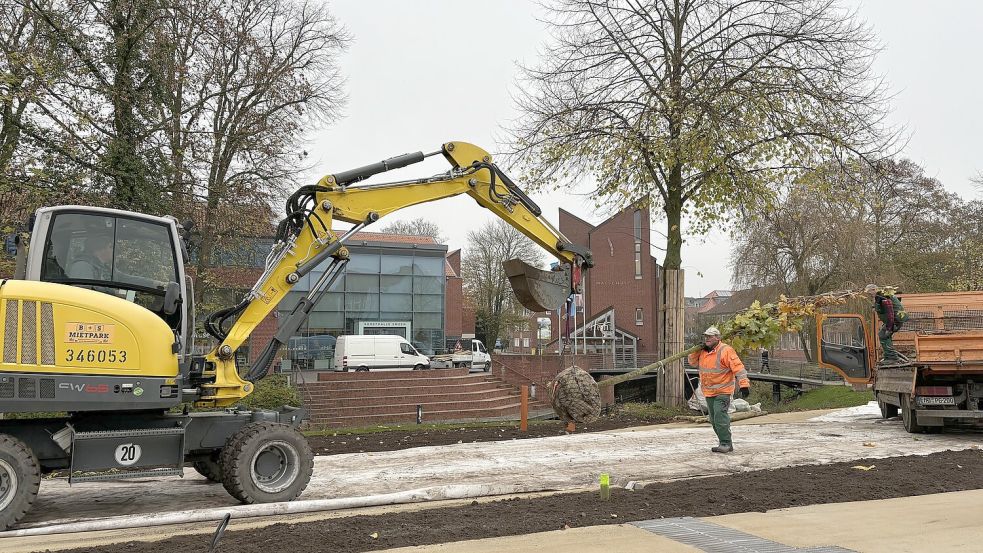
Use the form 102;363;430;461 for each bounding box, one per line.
279;237;448;367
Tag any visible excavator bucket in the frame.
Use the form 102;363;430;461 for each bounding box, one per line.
503;258;571;313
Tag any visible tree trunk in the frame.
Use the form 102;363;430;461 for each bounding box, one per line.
106;0;151;212
663;167;684;270
657;267;686;407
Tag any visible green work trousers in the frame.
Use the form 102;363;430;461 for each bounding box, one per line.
706;394;732;446
878;324;898;359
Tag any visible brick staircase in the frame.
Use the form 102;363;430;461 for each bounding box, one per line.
298;367;553;427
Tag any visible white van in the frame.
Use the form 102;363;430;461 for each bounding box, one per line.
333;335;431;372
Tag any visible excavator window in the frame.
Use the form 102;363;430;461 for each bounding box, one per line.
40;212;181;326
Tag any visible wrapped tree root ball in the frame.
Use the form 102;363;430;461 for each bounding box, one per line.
548;366;602;424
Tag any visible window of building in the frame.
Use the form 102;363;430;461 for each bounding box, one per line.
633;210;642;241
635;308;643;325
634;242;642;279
514;338;520;348
523;337;530;348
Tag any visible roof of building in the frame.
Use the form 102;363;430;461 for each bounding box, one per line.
345;230;438;245
702;285;784;316
707;289;733;298
558;208;596;231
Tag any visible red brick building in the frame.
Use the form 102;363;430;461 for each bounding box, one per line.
504;204;663;366
560;205;661;354
444;249;475;349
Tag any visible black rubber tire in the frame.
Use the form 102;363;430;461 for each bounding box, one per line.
220;422;314;504
0;433;41;531
356;366;369;372
901;394;923;433
414;364;425;371
482;363;490;373
193;454;223;483
878;399;899;419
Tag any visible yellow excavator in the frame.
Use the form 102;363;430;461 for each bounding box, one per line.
0;141;593;529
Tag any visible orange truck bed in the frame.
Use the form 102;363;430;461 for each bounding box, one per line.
894;291;983;354
914;331;983;371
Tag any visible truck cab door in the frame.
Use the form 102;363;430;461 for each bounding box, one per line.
817;314;872;383
473;340;489;369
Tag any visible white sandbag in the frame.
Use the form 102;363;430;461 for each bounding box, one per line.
687;383;708;412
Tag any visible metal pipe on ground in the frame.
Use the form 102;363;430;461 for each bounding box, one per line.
0;484;536;538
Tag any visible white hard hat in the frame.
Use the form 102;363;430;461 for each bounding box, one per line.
864;284;878;294
703;326;721;337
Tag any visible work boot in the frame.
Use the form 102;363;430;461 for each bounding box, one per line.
711;444;733;453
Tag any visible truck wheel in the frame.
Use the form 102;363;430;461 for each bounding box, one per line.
0;434;41;531
221;422;314;504
193;454;224;483
414;364;425;371
877;399;898;419
356;366;369;372
901;394;923;433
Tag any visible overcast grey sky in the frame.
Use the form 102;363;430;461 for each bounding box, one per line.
310;0;983;297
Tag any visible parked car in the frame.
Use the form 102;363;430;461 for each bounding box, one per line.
333;335;431;372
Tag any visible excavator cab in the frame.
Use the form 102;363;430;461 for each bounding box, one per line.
24;206;191;358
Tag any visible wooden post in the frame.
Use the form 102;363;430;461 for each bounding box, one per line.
520;385;528;432
657;268;686;407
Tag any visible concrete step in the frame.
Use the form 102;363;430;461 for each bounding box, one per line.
299;381;512;399
303;389;523;408
316;367;470;381
309;402;530;427
301;374;495;391
307;395;524;418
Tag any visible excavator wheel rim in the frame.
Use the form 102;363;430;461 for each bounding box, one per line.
0;458;16;512
250;440;300;494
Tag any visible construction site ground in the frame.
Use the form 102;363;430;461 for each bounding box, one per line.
303;409;679;455
5;404;982;552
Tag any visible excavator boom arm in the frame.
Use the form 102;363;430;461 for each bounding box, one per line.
201;142;591;407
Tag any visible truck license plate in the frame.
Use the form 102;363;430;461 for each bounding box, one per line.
917;396;955;406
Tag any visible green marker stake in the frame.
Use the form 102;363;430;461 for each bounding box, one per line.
599;472;610;501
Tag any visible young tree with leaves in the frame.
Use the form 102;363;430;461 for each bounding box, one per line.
510;0;897;404
511;0;896;270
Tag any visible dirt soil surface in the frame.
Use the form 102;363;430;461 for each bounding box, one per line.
306;411;667;455
39;448;983;553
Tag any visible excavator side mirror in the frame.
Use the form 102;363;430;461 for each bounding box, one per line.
163;281;182;315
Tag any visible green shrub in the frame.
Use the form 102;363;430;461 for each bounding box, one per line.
236;374;301;411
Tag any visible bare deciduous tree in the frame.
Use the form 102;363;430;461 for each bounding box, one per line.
379;217;446;243
731;158;959;357
188;0;348;281
462;220;544;351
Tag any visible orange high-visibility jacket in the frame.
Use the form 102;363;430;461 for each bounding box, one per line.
688;342;750;397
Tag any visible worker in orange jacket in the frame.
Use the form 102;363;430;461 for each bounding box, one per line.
688;326;751;453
